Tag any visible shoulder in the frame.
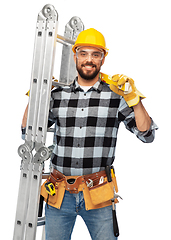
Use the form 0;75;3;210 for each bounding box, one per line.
100;80;122;98
51;82;72;97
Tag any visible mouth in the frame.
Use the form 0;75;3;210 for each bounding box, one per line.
82;63;96;71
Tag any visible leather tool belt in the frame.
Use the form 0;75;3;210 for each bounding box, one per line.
41;168;119;211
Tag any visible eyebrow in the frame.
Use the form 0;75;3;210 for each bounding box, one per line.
79;49;102;53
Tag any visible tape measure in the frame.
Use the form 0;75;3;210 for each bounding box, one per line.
45;182;56;196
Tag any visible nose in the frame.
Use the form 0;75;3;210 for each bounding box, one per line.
87;53;93;61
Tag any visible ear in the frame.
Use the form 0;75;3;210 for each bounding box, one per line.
101;57;105;66
73;54;77;64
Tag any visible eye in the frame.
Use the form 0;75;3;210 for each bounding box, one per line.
80;51;87;57
92;52;101;58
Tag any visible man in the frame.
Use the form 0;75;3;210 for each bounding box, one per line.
22;28;157;240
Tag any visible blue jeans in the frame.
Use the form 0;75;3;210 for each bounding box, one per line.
45;191;117;240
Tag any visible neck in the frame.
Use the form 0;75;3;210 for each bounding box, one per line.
77;73;99;86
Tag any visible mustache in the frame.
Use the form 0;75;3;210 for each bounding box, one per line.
81;61;96;67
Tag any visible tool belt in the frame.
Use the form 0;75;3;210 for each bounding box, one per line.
41;168;119;211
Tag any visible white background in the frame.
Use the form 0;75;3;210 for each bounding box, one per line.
1;0;170;239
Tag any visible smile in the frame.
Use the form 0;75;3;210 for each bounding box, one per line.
82;64;96;71
84;66;94;70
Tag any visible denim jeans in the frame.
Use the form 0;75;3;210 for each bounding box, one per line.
45;191;117;240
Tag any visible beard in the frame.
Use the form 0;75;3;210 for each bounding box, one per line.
76;60;101;81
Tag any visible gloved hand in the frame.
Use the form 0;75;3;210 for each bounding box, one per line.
110;74;145;107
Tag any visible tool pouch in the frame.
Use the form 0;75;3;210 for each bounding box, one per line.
89;180;114;205
40;173;66;209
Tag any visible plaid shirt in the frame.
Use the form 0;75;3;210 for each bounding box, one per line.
48;78;157;176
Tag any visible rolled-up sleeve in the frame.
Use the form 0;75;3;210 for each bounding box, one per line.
118;97;158;143
131;118;158;143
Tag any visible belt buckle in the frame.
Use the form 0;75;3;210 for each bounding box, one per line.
66;178;78;193
67;178;76;184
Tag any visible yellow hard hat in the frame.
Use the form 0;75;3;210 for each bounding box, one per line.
72;28;109;56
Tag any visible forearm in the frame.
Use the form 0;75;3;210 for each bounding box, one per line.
22;104;28;128
133;101;151;132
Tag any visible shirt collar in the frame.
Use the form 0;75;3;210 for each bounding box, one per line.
71;77;103;93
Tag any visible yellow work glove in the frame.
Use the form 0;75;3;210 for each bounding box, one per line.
110;74;145;107
100;73;145;107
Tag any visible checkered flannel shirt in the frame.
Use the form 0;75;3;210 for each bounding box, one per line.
47;78;157;176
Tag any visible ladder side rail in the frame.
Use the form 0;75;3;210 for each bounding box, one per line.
35;19;58;149
25;20;47;149
24;6;58;240
24;159;44;240
59;22;75;84
13;147;33;240
59;17;84;84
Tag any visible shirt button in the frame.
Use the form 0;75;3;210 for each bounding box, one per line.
84;93;86;96
82;109;84;111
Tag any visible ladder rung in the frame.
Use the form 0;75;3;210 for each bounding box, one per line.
37;216;45;226
57;34;75;45
42;173;50;179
